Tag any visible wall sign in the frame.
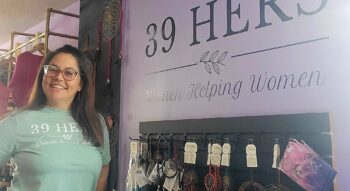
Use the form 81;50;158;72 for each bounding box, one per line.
120;0;350;190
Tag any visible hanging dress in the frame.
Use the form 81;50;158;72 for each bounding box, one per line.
0;81;10;118
9;51;43;108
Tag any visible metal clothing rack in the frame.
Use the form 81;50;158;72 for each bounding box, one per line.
44;8;79;55
0;8;80;59
0;8;79;87
0;32;45;60
0;32;44;86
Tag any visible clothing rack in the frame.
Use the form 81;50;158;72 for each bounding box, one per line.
0;32;44;86
0;8;79;59
0;32;44;60
44;8;79;55
0;32;45;85
0;8;80;86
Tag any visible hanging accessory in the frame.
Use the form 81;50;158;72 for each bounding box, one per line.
182;169;198;191
265;138;291;191
162;134;180;190
147;135;163;190
161;134;178;178
279;139;337;191
204;143;216;190
100;0;122;84
97;0;123;129
204;142;222;191
238;139;264;191
126;141;138;190
134;140;151;189
145;136;155;178
183;140;199;191
221;140;232;191
222;167;232;191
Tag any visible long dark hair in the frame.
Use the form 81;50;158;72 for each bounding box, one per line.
27;45;103;147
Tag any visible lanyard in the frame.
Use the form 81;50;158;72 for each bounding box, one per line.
161;135;179;179
204;165;221;191
183;168;198;191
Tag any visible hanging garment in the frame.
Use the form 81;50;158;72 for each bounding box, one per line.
279;140;336;191
0;57;15;86
0;81;10;118
9;51;43;108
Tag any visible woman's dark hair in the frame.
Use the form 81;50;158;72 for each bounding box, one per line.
27;45;103;147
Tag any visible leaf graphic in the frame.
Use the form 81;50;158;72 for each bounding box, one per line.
209;50;219;62
217;51;228;64
204;62;212;74
200;51;210;62
212;63;220;74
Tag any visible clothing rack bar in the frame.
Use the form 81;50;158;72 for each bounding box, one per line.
48;31;78;40
10;32;36;53
11;32;36;38
0;33;45;60
139;113;330;134
10;32;36;57
4;32;37;59
49;8;79;18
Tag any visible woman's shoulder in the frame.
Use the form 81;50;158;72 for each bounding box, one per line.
0;110;24;124
1;109;27;119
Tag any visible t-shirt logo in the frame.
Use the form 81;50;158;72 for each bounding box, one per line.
62;134;73;140
29;122;89;148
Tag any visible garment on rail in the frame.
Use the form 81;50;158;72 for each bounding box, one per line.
9;51;43;108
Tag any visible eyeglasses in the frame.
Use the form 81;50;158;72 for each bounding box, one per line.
43;65;79;81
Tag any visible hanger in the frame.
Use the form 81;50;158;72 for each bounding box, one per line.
29;42;45;55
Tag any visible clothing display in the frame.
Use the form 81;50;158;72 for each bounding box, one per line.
0;82;9;118
9;51;43;108
0;107;111;191
128;130;336;190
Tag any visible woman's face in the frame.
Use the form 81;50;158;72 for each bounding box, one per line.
42;52;82;110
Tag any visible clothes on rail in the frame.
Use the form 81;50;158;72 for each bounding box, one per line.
9;51;43;108
0;81;10;118
0;57;15;86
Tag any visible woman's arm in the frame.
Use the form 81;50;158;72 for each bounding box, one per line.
96;164;109;191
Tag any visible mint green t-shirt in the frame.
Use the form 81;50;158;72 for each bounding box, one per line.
0;107;111;191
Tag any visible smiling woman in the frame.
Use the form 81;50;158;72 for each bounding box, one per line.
0;45;110;191
41;52;82;110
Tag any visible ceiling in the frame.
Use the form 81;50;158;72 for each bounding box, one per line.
0;0;77;47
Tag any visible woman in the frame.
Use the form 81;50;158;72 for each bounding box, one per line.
0;45;110;191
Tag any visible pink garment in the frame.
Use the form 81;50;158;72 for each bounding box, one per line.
9;51;43;108
279;140;336;191
0;81;10;117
